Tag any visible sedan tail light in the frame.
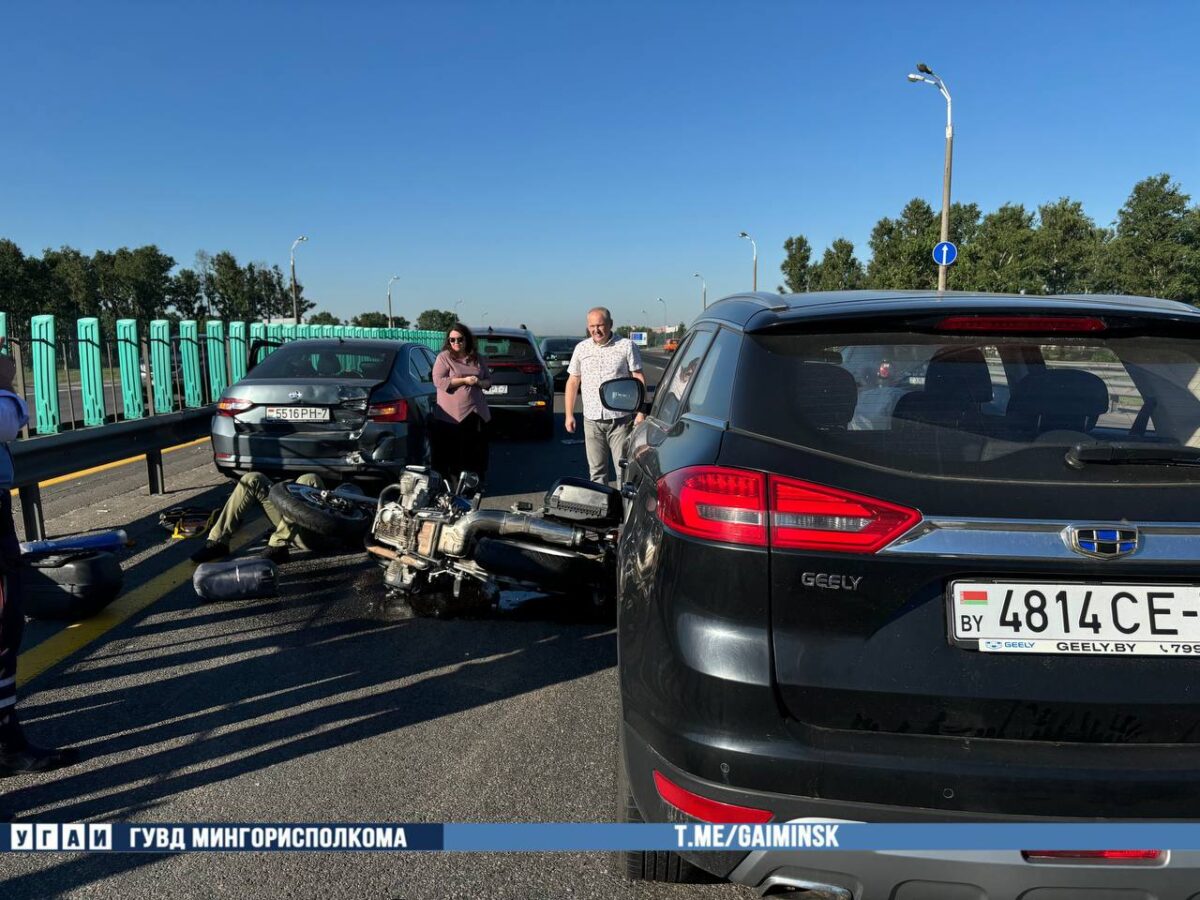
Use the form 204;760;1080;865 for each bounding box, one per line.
491;362;544;375
217;397;253;417
367;399;408;423
656;466;920;553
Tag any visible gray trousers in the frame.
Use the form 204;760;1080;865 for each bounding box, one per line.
583;417;633;485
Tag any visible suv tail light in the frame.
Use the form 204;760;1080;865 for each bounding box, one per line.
936;315;1106;333
657;467;767;547
770;476;921;553
217;397;253;417
656;466;920;554
653;771;772;824
367;399;408;422
492;362;544;375
1022;850;1162;864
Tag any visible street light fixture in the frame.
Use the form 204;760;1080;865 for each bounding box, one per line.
387;274;400;328
290;235;308;325
693;272;707;309
738;232;757;291
907;61;954;292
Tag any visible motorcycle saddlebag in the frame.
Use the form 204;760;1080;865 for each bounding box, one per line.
542;476;622;528
20;551;124;620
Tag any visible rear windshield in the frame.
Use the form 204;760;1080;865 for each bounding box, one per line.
733;330;1200;480
542;339;577;354
246;343;395;381
478;337;536;362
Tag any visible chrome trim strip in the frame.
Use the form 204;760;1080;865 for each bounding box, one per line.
881;517;1200;562
680;412;728;430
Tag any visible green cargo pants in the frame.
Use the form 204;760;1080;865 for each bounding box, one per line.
208;472;324;550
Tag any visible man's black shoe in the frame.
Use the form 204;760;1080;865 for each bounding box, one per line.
190;541;230;564
261;545;290;564
0;743;81;777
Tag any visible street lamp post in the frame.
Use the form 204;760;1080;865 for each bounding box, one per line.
454;298;464;321
290;235;308;324
693;272;707;309
907;62;954;292
738;232;757;291
387;274;399;328
657;297;667;336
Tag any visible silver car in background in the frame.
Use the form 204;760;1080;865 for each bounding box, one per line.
210;339;436;486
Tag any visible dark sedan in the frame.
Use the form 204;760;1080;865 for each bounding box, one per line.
210;339;436;485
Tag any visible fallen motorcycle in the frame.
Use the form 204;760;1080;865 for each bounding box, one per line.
364;466;623;618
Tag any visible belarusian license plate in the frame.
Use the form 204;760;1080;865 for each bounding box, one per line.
264;406;330;421
950;581;1200;656
484;385;507;395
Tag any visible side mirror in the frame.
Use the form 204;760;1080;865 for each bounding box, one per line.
599;377;644;414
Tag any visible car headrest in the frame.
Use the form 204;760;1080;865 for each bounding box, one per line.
924;347;993;403
314;353;342;376
795;362;858;430
1008;369;1109;432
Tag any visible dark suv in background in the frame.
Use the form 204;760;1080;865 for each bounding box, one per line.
610;290;1200;896
474;326;555;439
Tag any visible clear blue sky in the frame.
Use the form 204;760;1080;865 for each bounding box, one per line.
3;1;1198;334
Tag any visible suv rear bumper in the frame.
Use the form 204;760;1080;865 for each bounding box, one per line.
734;849;1200;899
623;720;1200;889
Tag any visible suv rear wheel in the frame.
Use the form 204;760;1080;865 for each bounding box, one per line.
614;741;716;883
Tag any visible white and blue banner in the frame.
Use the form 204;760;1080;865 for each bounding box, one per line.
5;822;1200;853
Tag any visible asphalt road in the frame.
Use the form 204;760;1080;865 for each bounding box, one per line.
3;351;757;899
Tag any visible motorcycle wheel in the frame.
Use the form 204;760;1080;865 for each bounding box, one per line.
268;480;373;542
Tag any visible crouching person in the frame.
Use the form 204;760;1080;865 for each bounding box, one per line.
191;472;325;565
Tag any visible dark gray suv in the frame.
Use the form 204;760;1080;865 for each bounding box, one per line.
610;290;1200;896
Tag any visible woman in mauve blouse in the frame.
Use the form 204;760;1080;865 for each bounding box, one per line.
431;322;492;485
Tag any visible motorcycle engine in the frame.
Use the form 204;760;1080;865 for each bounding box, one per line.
373;467;449;554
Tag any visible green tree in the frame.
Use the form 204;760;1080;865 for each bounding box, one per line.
1032;198;1107;295
956;204;1037;293
308;310;342;325
167;268;205;320
866;199;979;289
207;251;249;320
42;246;99;323
351;311;389;328
391;315;410;328
416;309;458;332
809;238;865;291
778;235;813;292
92;245;175;322
0;239;33;324
1101;174;1199;302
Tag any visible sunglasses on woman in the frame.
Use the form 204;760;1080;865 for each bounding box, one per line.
449;336;465;344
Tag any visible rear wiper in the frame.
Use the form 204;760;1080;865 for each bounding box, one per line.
1065;442;1200;469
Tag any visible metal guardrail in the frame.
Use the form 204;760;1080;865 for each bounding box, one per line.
10;407;213;540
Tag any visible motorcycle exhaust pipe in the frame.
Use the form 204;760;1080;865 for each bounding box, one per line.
438;510;585;557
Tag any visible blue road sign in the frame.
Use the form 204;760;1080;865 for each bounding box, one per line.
933;241;958;267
